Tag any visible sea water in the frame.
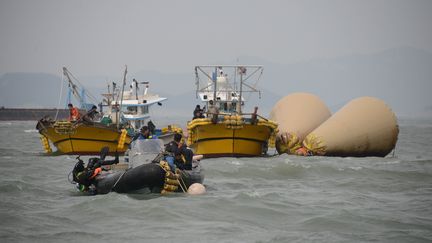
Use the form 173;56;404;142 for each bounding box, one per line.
0;119;431;242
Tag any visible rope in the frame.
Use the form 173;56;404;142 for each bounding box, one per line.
112;171;127;190
157;163;186;193
177;170;188;193
55;73;65;120
245;68;263;103
66;69;99;105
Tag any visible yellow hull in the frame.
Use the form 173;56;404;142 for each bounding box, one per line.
37;122;131;155
187;118;278;158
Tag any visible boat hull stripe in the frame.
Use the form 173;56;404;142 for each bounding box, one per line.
194;136;266;144
53;137;130;146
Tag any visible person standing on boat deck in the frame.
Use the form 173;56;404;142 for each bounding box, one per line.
165;133;193;170
193;105;205;119
207;100;219;116
207;100;219;123
68;103;81;121
132;126;152;141
82;105;99;124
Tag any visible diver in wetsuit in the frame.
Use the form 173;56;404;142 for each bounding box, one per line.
72;152;119;194
132;126;152;141
164;133;193;171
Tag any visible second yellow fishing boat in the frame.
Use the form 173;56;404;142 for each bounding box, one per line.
187;65;278;158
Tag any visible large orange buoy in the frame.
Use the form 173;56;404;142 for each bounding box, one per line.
270;92;331;154
303;97;399;157
187;183;206;195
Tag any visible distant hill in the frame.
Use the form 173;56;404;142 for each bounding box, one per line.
260;46;432;115
0;72;63;108
1;46;431;117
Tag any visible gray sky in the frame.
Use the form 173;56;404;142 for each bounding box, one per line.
1;0;432;77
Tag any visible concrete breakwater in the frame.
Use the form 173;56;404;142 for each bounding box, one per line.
0;108;69;121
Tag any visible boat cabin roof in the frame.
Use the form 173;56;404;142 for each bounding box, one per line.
112;97;167;107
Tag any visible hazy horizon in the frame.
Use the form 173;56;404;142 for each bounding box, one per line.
2;0;432;75
1;0;432;117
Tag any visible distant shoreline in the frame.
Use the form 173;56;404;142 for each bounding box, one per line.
0;108;69;121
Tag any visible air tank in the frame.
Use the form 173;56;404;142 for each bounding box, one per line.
270;93;331;154
303;97;399;157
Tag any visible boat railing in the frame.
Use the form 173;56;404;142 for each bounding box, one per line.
203;111;268;123
205;111;266;118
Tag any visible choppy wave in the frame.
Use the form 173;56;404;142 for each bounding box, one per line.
1;119;432;242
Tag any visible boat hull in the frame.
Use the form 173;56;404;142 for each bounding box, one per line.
37;121;131;155
95;163;204;194
188;122;275;158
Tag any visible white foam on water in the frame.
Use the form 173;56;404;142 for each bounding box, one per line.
230;160;243;166
377;160;401;165
24;129;38;133
246;190;261;198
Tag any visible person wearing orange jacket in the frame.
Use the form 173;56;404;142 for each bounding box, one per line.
68;103;81;121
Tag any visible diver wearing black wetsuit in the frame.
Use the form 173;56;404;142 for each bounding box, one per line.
165;133;193;170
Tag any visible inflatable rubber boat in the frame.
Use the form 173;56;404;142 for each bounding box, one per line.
70;140;204;195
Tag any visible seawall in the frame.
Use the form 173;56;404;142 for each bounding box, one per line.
0;108;69;121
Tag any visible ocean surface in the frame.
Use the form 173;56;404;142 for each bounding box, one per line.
1;118;431;242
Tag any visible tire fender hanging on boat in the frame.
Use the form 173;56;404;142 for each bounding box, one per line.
40;135;52;153
117;129;128;150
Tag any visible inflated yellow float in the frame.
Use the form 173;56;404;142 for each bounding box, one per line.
303;97;399;157
270;92;331;154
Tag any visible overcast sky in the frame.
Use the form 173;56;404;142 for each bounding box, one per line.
1;0;432;77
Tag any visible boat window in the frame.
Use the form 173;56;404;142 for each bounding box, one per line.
124;106;137;114
217;102;237;113
121;106;137;114
141;106;149;114
230;102;237;112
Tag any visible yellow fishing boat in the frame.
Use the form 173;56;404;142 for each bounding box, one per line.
187;65;278;158
37;120;131;155
37;67;173;155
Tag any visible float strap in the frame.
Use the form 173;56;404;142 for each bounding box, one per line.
302;133;326;155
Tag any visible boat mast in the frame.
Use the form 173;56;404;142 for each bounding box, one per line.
238;66;246;115
133;78;139;100
117;65;128;129
213;67;218;104
63;67;83;107
195;65;262;114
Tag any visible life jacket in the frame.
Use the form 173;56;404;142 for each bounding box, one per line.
69;107;81;121
73;167;101;187
89;167;102;179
